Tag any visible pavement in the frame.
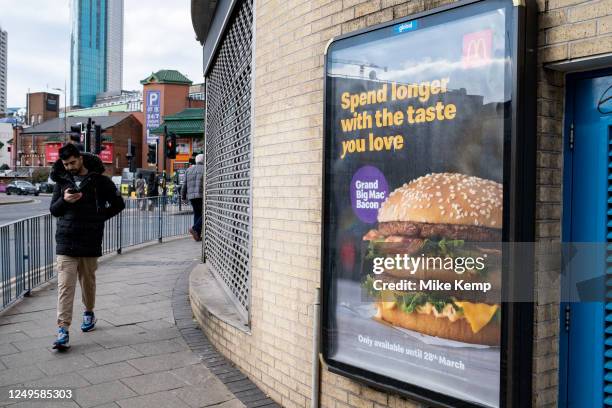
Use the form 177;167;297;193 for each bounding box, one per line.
0;238;251;408
0;196;34;205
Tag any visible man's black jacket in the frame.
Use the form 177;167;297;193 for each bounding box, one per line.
49;154;125;257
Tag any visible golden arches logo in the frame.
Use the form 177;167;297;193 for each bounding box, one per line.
464;37;489;65
462;31;492;68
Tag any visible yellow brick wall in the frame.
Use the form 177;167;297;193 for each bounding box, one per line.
196;1;612;407
539;0;612;62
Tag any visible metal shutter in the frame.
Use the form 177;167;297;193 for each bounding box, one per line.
204;0;253;321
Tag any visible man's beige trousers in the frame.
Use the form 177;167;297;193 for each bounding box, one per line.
56;255;98;327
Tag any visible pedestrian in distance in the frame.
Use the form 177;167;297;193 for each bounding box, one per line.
182;153;204;241
49;143;125;350
147;172;159;211
135;173;146;210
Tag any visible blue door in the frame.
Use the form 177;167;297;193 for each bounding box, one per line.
561;72;612;407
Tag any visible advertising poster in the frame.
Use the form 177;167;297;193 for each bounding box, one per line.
46;94;59;112
99;143;113;164
45;143;63;163
146;90;161;143
323;1;516;407
176;138;191;162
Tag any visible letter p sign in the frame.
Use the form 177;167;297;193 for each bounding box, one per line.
462;29;493;68
148;91;159;105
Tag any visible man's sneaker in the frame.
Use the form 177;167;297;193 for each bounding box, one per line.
52;327;70;350
81;312;97;332
189;227;200;241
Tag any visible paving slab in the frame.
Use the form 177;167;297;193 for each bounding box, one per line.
74;380;137;407
0;343;19;356
116;390;191;408
86;346;144;365
3;401;80;408
120;371;188;395
0;366;46;387
129;339;186;356
78;362;142;385
36;354;97;375
173;383;236;408
126;350;201;374
22;371;91;389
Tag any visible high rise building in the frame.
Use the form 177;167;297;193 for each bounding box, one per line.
0;27;7;115
70;0;123;108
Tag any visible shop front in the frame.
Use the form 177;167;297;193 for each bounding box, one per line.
189;0;612;407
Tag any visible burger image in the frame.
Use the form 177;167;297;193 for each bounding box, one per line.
362;173;502;346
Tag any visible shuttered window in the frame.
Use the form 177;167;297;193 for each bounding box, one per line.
204;0;253;321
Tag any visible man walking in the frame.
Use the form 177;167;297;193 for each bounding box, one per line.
182;154;204;241
49;143;125;350
147;172;159;211
135;173;146;210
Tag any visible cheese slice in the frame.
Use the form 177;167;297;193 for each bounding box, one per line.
380;291;396;309
454;302;498;333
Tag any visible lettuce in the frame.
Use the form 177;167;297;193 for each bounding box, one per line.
362;275;460;314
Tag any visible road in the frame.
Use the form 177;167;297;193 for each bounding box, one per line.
0;194;53;225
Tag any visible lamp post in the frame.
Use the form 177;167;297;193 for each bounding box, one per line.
52;81;67;142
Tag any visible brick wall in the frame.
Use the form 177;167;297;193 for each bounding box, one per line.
106;115;143;174
194;1;610;407
27;92;59;125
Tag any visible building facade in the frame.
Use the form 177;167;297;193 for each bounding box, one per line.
15;114;141;175
140;69;204;174
105;0;123;94
150;107;204;173
70;0;124;108
0;123;12;168
188;1;612;407
26;92;59;126
0;26;7;115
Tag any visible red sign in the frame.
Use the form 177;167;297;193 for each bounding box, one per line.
45;143;63;163
462;29;493;68
99;143;114;163
46;142;114;164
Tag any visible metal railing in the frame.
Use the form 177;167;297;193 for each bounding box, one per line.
0;196;194;311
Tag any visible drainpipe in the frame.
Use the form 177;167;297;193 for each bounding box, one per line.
311;288;321;408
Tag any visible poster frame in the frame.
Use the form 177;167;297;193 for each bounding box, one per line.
319;0;537;407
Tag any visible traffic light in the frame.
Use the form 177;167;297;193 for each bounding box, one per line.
93;124;106;154
147;144;157;164
69;123;83;143
128;145;136;173
165;132;177;159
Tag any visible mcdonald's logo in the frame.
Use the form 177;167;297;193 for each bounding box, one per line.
462;29;493;68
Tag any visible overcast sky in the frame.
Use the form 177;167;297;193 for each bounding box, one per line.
0;0;203;108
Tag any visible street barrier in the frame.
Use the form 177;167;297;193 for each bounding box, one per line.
0;196;194;311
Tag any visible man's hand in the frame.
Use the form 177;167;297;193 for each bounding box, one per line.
63;189;83;203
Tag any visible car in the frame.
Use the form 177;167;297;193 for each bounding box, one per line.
36;182;55;193
6;180;39;196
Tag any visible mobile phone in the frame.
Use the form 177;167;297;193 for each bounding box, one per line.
67;188;79;194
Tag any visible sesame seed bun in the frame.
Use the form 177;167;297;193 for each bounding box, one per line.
377;173;502;229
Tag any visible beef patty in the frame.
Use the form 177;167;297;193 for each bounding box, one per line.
377;221;502;242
